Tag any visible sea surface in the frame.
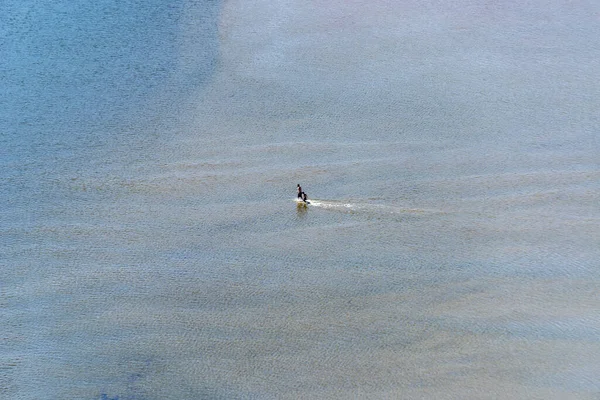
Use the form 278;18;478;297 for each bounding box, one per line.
2;0;599;399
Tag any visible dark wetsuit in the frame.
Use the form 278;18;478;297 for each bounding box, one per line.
297;185;303;198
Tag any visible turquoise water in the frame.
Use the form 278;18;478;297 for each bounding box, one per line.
2;0;599;399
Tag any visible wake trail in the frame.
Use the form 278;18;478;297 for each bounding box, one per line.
303;199;443;216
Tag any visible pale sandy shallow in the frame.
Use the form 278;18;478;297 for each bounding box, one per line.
3;0;600;399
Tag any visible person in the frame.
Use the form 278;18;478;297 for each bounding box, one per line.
301;191;308;202
297;184;303;199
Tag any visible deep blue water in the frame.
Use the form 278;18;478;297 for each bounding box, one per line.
1;0;220;239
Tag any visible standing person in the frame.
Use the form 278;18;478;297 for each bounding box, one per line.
297;184;303;199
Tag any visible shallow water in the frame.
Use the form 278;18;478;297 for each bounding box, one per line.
2;0;600;399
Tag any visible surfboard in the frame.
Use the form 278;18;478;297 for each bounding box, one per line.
295;198;310;205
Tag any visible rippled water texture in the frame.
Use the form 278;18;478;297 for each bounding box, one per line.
2;0;599;399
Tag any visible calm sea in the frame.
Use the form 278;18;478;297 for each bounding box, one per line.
2;0;599;398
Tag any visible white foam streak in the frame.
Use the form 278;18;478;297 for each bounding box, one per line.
306;199;437;216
